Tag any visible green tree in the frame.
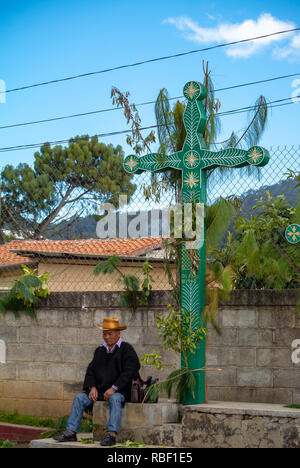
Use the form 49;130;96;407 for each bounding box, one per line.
218;187;300;301
0;136;136;240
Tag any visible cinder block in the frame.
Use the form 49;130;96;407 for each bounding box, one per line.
222;308;257;328
258;307;295;329
292;390;300;404
0;363;16;380
62;345;95;364
47;327;78;345
141;327;162;346
36;309;63;327
19;327;47;344
63;310;93;327
32;381;63;400
273;369;300;388
12;398;50;418
206;347;222;366
18;363;47;381
274;329;300;346
237;368;273;387
63;382;83;400
221;348;255;367
47;399;73;418
2;381;33;398
121;327;141;346
207;328;238;347
47;364;77;382
94;309;156;328
14;345;64;363
238;329;273;347
0;327;17;343
3;312;36;327
77;328;102;346
206;367;236;387
6;344;37;362
256;348;292;368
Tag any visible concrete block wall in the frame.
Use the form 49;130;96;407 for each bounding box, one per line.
206;290;300;405
0;290;299;417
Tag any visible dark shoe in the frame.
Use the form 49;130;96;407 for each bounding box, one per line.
53;430;77;442
100;432;116;446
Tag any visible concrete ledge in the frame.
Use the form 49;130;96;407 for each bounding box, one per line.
93;401;179;443
180;401;300;448
29;438;171;449
181;401;300;419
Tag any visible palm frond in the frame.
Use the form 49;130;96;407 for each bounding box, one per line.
203;74;221;150
206;197;237;251
242;96;268;148
155;88;176;153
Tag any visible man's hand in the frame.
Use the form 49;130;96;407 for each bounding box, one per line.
104;387;116;401
89;386;98;402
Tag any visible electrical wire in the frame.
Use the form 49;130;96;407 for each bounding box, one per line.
0;96;298;153
1;27;299;96
0;72;299;131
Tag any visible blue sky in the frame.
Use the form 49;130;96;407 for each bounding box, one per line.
0;0;300;171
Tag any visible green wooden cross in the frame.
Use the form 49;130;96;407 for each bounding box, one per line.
123;81;270;404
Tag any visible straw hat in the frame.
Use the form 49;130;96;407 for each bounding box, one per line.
96;317;127;331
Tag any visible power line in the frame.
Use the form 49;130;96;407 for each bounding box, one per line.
0;72;299;131
0;96;297;153
1;27;299;96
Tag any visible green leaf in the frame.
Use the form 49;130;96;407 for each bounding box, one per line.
22;275;42;289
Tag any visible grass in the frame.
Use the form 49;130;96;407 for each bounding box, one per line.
284;404;300;409
0;440;13;449
0;410;96;438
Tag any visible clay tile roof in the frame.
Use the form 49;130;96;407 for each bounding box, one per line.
0;237;164;268
0;240;35;268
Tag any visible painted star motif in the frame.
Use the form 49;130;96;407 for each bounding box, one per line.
184;172;200;189
184;82;200;99
287;225;300;242
185;152;199;167
248;147;263;163
125;156;138;171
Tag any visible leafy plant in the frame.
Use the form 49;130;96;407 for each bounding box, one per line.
0;440;12;448
140;260;155;307
218;189;300;310
79;438;94;444
94;256;155;314
142;305;206;404
140;350;164;371
115;440;146;448
162;196;237;330
0;264;50;318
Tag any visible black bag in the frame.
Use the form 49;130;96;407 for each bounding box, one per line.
131;376;159;403
131;377;145;403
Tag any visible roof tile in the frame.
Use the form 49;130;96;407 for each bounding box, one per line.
0;237;164;267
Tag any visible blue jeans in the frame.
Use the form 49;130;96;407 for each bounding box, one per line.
66;392;125;434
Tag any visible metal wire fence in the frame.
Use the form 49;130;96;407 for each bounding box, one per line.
0;145;299;295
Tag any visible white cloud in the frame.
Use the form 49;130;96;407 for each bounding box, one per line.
273;33;300;61
164;13;296;58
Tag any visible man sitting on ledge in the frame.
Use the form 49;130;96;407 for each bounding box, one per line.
54;317;140;446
